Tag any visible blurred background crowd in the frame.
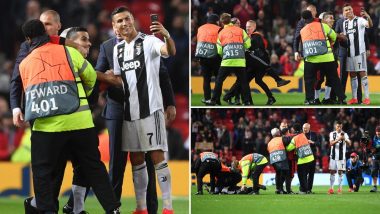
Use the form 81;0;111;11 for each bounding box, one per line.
0;0;189;162
191;108;380;173
191;0;380;77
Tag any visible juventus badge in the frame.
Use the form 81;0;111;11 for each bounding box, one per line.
135;42;142;55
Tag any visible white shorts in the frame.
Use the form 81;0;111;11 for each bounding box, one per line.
329;159;346;171
121;110;168;152
346;53;367;72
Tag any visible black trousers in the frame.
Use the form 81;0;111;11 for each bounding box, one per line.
200;57;221;100
307;160;316;192
216;171;242;189
297;161;315;193
285;159;296;192
251;164;266;192
304;61;345;101
212;66;252;104
225;53;275;101
106;119;158;214
31;128;120;213
195;159;221;192
340;56;362;102
346;170;363;191
273;160;289;191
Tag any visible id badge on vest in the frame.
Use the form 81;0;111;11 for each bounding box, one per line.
297;144;313;158
195;42;217;58
269;150;286;164
302;40;328;57
222;43;245;60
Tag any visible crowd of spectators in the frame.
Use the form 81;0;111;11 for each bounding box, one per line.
191;108;380;173
0;0;189;161
191;0;380;77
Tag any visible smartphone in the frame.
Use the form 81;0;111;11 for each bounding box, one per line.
150;14;158;23
150;14;159;33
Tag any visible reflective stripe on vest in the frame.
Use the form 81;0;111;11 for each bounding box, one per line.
294;133;313;158
195;24;220;58
241;153;264;164
267;137;287;164
300;22;329;57
20;43;82;121
218;26;245;60
200;152;218;162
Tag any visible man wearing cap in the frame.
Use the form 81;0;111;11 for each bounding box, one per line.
195;14;221;104
346;152;364;192
370;126;380;192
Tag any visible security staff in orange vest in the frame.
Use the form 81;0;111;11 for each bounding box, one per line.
267;128;291;194
223;20;291;105
193;152;221;195
206;13;253;106
195;14;221;104
286;124;315;194
297;10;346;105
19;19;120;213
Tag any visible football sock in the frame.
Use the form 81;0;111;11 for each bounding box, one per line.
330;174;335;189
155;160;172;210
132;162;148;210
314;89;320;100
72;185;86;213
338;174;343;189
361;76;369;98
351;77;358;99
325;86;331;99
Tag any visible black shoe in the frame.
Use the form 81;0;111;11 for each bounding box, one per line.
24;197;39;214
107;207;120;214
62;204;73;214
314;99;321;105
304;99;316;105
234;98;241;105
243;101;254;106
275;190;286;194
250;191;260;195
259;185;267;190
321;98;333;104
222;95;233;103
266;97;276;105
195;191;203;195
287;191;297;194
201;98;211;104
204;100;221;106
306;190;315;194
277;79;291;87
337;100;347;105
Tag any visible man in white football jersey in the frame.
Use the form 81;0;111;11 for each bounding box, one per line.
342;3;373;105
97;6;176;214
328;121;351;194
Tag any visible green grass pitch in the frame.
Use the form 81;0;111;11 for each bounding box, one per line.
191;185;380;214
0;196;189;214
191;93;380;106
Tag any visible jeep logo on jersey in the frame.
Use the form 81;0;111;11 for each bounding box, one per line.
122;60;141;70
346;28;356;34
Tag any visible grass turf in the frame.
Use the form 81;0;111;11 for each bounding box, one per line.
191;93;380;106
191;185;380;214
0;196;189;214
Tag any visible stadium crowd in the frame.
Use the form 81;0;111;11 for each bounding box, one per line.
0;0;189;162
191;108;380;174
191;0;380;77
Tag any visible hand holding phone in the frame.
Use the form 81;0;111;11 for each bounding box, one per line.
150;14;159;33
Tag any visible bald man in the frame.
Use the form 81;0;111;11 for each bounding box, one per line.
303;123;319;193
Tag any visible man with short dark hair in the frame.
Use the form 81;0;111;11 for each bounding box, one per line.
97;7;175;214
96;6;176;214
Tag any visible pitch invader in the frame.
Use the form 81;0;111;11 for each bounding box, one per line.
328;121;351;194
342;4;373;105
